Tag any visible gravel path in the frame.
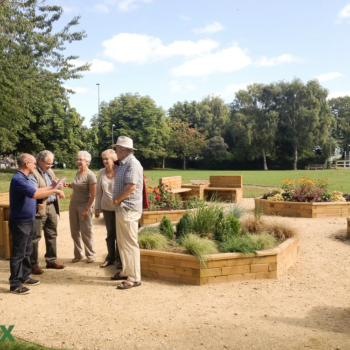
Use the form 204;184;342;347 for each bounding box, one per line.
0;199;350;350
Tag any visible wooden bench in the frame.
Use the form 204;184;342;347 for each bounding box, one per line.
305;164;324;170
0;193;11;259
159;176;192;197
204;175;243;203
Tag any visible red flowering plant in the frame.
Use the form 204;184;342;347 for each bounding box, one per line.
146;183;183;211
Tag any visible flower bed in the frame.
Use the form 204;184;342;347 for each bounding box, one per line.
140;236;300;285
141;184;201;227
255;198;350;218
256;177;350;218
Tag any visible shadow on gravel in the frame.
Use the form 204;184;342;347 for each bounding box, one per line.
329;229;350;245
268;306;350;334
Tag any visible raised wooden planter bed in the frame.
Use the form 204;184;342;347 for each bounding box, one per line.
139;209;191;227
180;184;209;200
0;193;11;259
255;198;350;218
140;237;300;285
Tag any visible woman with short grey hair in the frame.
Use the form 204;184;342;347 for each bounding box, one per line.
64;151;97;263
95;149;122;268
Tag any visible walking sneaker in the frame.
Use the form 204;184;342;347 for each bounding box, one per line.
23;278;40;286
10;286;31;295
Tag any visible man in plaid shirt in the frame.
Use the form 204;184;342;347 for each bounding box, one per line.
111;136;143;290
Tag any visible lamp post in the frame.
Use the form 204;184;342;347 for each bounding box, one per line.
111;124;115;145
329;126;332;169
96;83;100;115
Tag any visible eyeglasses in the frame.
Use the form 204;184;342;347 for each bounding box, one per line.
44;161;53;166
102;158;110;161
76;158;86;162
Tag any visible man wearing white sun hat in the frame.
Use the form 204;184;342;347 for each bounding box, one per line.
110;136;143;290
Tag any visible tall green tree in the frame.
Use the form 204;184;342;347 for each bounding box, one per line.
168;100;200;129
276;79;334;170
0;0;89;153
92;93;170;161
197;95;230;138
329;96;350;154
230;84;278;170
167;119;205;170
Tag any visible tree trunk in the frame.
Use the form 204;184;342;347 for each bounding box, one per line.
293;148;298;170
183;156;186;170
162;157;165;169
262;149;268;170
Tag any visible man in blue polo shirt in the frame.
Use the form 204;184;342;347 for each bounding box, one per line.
9;153;65;295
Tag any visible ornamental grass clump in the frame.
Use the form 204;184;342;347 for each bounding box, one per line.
159;216;174;239
225;203;246;219
181;234;218;267
263;220;296;241
138;231;169;251
240;215;265;234
220;233;278;254
190;199;223;236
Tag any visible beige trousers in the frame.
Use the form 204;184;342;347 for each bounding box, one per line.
115;206;141;282
69;206;96;260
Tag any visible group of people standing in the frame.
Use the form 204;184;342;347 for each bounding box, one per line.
8;136;144;294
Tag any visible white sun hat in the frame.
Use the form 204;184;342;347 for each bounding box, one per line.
112;136;137;150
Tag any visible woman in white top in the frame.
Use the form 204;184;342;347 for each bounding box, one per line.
95;149;121;268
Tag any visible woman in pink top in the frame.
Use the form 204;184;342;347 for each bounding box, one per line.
95;149;121;268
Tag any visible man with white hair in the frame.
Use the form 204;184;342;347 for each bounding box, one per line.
111;136;143;289
29;150;66;274
9;153;65;295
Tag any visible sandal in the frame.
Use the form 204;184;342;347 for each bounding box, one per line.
117;281;141;290
100;261;113;268
110;272;128;281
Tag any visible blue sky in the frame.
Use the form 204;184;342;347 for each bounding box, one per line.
48;0;350;125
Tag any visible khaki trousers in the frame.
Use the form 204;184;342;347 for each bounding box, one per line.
69;206;96;260
115;206;141;282
31;203;58;265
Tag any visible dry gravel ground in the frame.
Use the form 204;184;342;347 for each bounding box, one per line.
1;199;350;350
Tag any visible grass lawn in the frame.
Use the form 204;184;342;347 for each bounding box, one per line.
0;332;68;350
1;168;350;211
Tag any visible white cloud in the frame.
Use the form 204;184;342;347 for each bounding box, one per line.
214;82;252;98
315;72;343;82
62;6;78;13
102;34;219;64
168;80;197;92
328;91;350;99
180;15;191;21
87;4;109;13
193;21;224;34
256;54;301;67
337;4;350;22
169;81;181;92
186;84;197;91
70;59;115;74
115;0;152;12
64;85;90;95
171;46;252;77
